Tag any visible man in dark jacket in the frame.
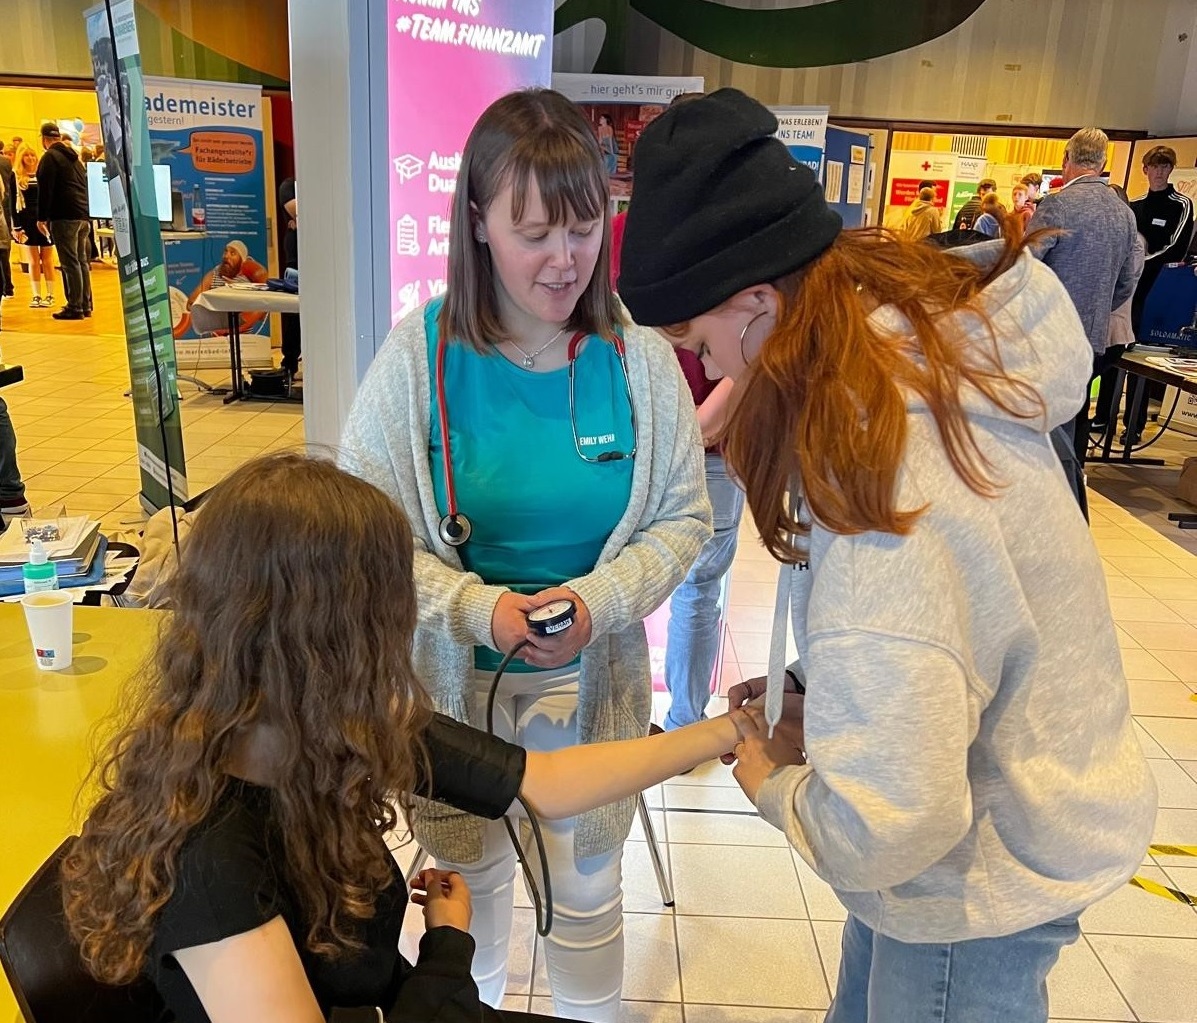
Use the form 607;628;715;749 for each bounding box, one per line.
36;122;93;321
952;178;996;230
0;143;14;298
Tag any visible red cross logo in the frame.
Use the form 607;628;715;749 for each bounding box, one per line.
921;161;932;172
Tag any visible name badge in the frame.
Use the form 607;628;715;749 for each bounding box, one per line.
1152;218;1168;227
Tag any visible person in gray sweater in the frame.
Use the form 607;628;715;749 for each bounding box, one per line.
1027;127;1141;467
620;90;1156;1023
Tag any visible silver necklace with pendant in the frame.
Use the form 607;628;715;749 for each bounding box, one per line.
508;327;567;368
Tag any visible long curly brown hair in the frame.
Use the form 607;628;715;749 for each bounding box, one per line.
723;228;1046;563
61;454;432;984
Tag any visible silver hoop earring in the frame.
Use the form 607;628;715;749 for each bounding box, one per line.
739;311;770;363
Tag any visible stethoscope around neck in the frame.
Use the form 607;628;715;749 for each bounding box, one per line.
435;329;637;548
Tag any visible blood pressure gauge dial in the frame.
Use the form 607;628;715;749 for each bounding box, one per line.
526;599;577;637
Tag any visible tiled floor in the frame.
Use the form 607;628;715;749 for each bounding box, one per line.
4;302;1197;1020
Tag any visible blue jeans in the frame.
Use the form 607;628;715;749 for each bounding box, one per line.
825;913;1081;1023
663;452;745;730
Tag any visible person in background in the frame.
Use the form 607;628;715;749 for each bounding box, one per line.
901;186;942;242
0;394;30;528
0;140;14;298
1020;171;1044;208
620;88;1156;1023
278;176;301;378
1027;126;1139;488
596;114;618;176
1091;185;1146;436
60;453;752;1023
611;89;743;735
340;88;710;1023
1011;183;1033;232
0;172;11;315
971;193;1008;239
7;136;22;161
1121;145;1195;442
13;144;57;308
36;121;92;321
952;177;995;230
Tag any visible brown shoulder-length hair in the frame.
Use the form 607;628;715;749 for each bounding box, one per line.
722;228;1045;563
62;454;432;985
438;88;622;351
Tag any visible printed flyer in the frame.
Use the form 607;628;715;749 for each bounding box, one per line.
144;76;272;369
388;0;554;325
84;0;188;511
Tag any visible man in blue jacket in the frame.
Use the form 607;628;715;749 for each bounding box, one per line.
1028;127;1140;494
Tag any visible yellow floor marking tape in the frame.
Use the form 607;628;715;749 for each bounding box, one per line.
1149;844;1197;857
1129;875;1197;907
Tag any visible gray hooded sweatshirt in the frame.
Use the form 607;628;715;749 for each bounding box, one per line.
756;247;1157;943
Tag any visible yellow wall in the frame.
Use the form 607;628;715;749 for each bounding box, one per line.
0;86;99;154
882;132;1134;226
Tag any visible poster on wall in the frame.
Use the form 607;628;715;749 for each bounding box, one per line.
388;0;554;327
552;74;705;210
771;106;830;176
949;156;987;221
884;152;956;228
84;0;188;512
142;76;272;369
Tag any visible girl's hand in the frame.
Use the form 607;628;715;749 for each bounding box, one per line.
409;869;472;933
729;706;806;803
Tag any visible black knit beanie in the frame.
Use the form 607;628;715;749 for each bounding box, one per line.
618;88;843;326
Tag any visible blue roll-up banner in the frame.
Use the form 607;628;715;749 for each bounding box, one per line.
771;106;829;176
143;76;273;370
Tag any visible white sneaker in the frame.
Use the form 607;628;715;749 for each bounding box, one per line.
43;294;55;306
29;296;44;308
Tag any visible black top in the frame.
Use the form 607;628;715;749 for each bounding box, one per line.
15;182;51;246
0;154;14;229
278;177;298;270
147;715;527;1023
952;194;984;231
35;142;89;222
1130;185;1195;328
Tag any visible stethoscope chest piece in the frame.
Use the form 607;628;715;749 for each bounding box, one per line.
526;598;577;636
438;512;472;547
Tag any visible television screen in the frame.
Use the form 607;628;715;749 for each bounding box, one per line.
87;162;172;223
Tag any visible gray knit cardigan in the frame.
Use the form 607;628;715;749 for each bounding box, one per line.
340;303;712;863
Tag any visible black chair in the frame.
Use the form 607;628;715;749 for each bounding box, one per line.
0;838;167;1023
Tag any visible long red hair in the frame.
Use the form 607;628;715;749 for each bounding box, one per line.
723;228;1045;563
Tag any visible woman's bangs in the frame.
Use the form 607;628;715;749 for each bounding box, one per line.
505;130;607;227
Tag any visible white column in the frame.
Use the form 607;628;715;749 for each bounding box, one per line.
287;0;383;448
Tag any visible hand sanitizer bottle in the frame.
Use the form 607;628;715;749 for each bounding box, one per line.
23;539;59;593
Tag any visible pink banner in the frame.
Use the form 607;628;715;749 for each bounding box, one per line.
388;0;553;324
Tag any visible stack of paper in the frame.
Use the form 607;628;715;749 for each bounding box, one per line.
0;518;104;593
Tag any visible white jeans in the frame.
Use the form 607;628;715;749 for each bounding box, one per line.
438;668;625;1023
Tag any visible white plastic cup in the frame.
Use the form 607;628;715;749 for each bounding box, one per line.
20;590;75;670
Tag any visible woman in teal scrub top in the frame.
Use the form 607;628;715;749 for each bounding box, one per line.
340;89;710;1023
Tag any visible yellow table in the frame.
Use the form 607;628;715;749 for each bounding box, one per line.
0;603;162;1022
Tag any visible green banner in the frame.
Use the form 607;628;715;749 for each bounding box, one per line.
84;0;188;510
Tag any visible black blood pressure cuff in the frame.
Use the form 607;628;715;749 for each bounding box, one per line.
417;714;528;819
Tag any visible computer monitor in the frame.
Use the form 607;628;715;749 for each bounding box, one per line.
87;162;173;223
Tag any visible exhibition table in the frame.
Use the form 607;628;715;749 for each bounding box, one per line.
191;288;301;404
0;603;163;1020
1093;350;1197;529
